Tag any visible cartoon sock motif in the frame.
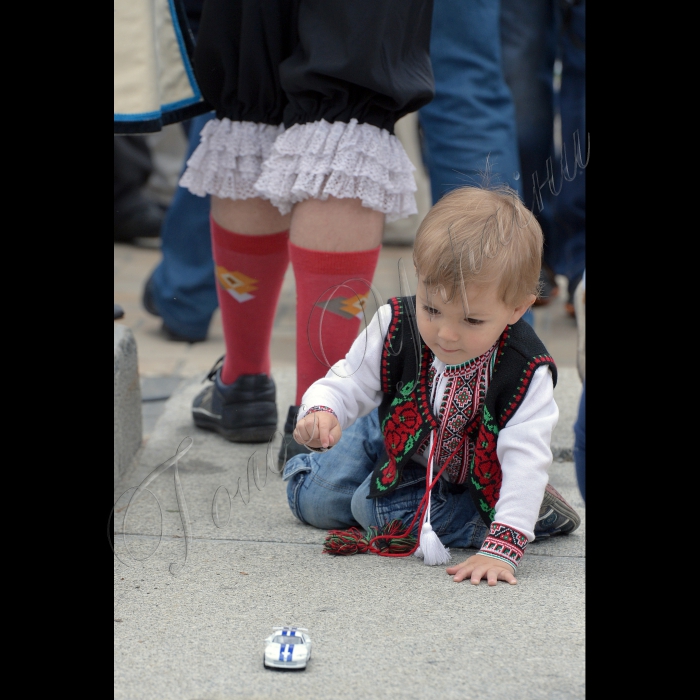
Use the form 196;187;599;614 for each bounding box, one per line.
210;218;290;384
289;242;381;404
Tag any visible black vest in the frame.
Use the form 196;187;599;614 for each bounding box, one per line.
369;296;557;526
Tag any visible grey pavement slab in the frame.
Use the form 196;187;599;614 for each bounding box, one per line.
115;540;584;700
114;367;585;700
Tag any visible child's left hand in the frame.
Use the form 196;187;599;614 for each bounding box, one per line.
446;554;517;586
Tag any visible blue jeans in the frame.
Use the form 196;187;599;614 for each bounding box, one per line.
501;0;586;288
283;409;490;549
419;0;523;203
573;380;585;502
150;111;219;339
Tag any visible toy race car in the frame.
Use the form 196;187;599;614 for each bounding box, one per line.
263;627;312;670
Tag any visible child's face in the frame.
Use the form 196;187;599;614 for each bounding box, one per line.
416;277;534;364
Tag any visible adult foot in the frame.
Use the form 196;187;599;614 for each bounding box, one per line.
142;273;208;343
192;359;278;442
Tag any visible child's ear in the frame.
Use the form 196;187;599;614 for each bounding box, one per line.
508;294;536;324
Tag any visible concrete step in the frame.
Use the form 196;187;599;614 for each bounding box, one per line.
114;324;142;482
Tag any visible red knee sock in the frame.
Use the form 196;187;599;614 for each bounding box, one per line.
211;218;290;384
289;242;381;404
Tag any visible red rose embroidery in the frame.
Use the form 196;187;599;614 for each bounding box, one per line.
480;481;500;507
394;403;422;431
383;401;422;455
384;421;409;454
381;459;397;485
472;426;500;486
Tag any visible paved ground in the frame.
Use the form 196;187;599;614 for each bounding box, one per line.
114;232;584;699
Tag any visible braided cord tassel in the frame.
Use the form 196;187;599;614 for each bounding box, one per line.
323;520;416;556
323;527;368;555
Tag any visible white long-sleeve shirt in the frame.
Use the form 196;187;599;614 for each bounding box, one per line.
298;304;559;542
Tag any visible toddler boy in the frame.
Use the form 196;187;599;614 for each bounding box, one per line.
283;185;580;585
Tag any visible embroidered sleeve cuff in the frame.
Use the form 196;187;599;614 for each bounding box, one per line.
304;406;338;418
298;406;338;452
479;522;528;571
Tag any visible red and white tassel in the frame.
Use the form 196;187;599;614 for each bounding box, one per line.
414;436;451;566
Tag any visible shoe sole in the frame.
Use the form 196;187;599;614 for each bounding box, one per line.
541;490;581;531
192;408;277;443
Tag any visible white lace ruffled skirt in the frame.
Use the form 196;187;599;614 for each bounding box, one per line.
180;117;419;223
179;0;435;223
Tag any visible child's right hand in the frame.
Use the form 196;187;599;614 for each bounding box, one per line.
294;411;342;450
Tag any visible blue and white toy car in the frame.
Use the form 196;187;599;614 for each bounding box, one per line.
263;627;312;670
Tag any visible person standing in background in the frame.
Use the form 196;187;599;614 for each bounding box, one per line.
418;0;533;327
177;1;435;469
141;1;220;343
501;0;586;314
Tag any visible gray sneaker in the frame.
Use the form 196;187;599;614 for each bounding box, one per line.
534;483;581;537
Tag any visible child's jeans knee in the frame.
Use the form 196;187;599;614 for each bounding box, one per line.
284;452;362;530
282;410;385;530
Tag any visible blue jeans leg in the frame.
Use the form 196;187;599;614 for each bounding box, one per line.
500;0;557;263
419;0;522;203
551;0;586;287
573;380;585;502
150;112;219;339
283;410;386;530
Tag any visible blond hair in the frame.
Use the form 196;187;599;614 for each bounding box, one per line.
412;185;543;307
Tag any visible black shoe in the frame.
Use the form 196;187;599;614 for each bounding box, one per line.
143;273;208;343
192;357;278;442
277;405;313;468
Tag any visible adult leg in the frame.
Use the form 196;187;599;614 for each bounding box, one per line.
420;0;523;203
289;196;383;401
145;112;220;342
180;1;295;442
552;0;586;313
187;194;292;442
501;0;559;303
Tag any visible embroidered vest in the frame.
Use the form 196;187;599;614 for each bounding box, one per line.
369;296;557;526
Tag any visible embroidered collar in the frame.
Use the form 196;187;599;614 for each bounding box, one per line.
433;337;501;377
